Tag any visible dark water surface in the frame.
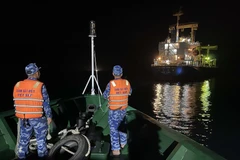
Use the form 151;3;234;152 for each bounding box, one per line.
129;75;238;160
152;80;214;146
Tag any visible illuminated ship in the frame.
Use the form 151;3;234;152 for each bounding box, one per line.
151;9;218;81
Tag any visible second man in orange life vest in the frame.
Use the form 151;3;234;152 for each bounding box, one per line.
103;65;132;156
13;63;52;160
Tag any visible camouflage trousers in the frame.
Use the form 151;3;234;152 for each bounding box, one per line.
108;109;127;150
16;117;48;159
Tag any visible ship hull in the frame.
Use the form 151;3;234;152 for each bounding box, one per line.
151;65;218;82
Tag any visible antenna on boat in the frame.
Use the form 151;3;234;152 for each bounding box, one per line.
82;21;102;95
173;7;183;42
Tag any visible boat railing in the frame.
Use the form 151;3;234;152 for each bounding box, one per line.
125;109;226;160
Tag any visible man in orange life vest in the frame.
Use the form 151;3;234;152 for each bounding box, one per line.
13;63;52;160
103;65;132;156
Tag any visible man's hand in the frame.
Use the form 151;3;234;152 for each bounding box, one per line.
47;118;52;125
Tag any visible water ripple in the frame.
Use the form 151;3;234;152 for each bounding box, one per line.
152;80;213;146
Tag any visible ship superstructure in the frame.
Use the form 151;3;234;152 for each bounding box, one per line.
153;9;217;67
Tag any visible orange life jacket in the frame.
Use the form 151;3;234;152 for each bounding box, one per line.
108;79;131;110
13;79;44;119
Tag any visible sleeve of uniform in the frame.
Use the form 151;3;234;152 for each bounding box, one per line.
103;83;110;99
42;84;52;118
129;81;132;95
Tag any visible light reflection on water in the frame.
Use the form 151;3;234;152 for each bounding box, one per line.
152;80;213;146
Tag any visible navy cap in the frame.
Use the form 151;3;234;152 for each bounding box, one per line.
25;63;41;75
113;65;123;76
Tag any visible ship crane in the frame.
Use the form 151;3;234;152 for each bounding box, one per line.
194;45;218;67
197;45;218;57
169;23;198;43
172;9;183;42
170;8;198;43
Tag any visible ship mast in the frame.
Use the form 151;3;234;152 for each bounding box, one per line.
82;21;102;95
173;8;183;42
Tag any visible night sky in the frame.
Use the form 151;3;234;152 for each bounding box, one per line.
1;2;237;104
2;2;235;70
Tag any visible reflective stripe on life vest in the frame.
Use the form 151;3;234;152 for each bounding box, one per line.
108;79;130;110
13;79;44;119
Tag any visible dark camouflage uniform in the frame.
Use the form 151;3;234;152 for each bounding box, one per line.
15;63;52;159
103;65;132;151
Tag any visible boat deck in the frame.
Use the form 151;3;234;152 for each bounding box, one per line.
2;95;226;160
11;113;167;160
